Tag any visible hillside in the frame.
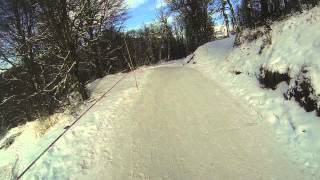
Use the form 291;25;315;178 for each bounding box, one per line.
189;6;320;176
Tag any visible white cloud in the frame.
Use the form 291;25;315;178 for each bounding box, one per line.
156;0;167;9
167;15;174;24
126;0;148;9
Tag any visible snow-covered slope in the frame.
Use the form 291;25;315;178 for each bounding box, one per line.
188;6;320;177
230;7;320;93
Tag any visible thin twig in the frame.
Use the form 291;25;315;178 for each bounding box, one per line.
124;37;139;90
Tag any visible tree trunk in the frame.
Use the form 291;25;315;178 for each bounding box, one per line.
243;0;253;28
221;0;230;37
260;0;269;21
167;40;171;61
226;0;237;30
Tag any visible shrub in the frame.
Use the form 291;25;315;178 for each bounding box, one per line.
258;67;291;90
285;68;320;116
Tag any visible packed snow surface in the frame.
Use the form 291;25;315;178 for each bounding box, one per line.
93;66;308;180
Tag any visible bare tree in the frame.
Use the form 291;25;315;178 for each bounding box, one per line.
221;0;230;37
158;6;174;61
167;0;214;52
81;0;127;78
0;0;128;134
226;0;237;29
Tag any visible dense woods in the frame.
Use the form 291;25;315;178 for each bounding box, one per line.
238;0;320;28
0;0;319;136
0;0;129;135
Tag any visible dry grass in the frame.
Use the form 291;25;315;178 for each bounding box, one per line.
34;115;61;137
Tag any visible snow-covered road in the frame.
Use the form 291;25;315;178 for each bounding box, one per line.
91;66;306;180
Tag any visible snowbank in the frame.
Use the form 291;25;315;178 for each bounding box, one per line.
229;7;320;93
0;68;151;179
188;6;320;177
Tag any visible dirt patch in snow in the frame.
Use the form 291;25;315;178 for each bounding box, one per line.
257;66;320;116
258;67;291;90
286;68;320;116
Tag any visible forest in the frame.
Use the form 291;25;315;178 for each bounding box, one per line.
0;0;319;136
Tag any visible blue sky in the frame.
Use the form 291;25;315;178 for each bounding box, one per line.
124;0;226;30
125;0;165;30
